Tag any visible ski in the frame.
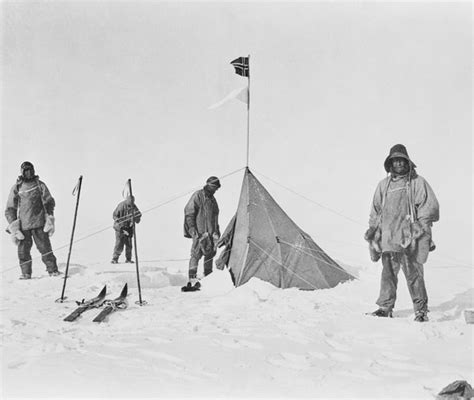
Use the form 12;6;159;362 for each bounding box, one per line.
63;286;107;322
181;281;201;292
92;283;128;323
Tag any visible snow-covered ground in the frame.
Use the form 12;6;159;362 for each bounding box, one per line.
1;259;473;399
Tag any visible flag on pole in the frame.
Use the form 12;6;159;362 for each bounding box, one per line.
208;56;249;110
122;181;131;199
72;178;81;196
230;57;249;77
208;86;248;110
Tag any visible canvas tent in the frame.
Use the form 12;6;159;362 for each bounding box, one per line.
216;168;354;290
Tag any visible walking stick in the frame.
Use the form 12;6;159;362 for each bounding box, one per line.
127;179;147;306
56;176;83;303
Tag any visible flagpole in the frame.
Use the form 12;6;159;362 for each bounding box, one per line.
246;54;250;168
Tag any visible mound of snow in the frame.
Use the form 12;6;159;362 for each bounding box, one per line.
94;263;188;289
239;277;280;301
199;268;235;296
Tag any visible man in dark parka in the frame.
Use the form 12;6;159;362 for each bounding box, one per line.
184;176;221;284
111;195;142;264
5;161;59;279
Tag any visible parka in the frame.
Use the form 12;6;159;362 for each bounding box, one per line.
183;188;220;238
113;200;142;232
5;177;55;231
369;172;439;264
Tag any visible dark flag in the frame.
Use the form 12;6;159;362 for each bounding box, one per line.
230;57;249;77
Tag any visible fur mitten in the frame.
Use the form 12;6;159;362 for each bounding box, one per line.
43;214;55;236
365;226;381;262
6;220;25;245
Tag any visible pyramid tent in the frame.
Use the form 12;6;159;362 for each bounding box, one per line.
217;168;354;290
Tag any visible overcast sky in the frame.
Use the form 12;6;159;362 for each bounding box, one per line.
1;2;472;274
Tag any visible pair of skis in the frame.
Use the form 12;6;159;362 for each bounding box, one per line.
63;284;128;323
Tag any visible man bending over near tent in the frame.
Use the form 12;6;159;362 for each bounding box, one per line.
365;144;439;322
183;176;221;286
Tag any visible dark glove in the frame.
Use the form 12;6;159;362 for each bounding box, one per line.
410;221;424;240
364;226;377;241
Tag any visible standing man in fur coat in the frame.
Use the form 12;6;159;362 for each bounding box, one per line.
5;161;60;279
365;144;439;322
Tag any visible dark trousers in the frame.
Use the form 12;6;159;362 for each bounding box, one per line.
112;230;133;261
376;252;428;313
18;228;58;275
189;237;214;279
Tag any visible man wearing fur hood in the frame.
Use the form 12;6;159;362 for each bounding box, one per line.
365;145;439;322
5;161;60;279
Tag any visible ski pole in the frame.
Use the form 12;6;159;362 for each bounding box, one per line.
128;179;146;306
56;175;83;303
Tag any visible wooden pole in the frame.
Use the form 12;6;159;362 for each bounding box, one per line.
56;175;83;303
127;179;146;306
246;54;250;168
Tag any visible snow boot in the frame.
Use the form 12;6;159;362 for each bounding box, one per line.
414;310;429;322
49;271;61;277
125;259;134;264
111;259;118;264
181;279;201;292
19;273;31;280
370;308;393;318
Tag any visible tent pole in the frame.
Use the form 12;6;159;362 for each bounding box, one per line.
246;54;250;168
